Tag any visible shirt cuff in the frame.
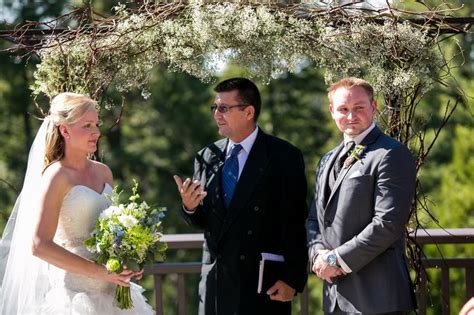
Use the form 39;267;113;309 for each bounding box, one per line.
182;204;196;214
334;249;352;273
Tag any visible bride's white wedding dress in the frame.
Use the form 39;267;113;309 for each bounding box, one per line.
41;184;154;315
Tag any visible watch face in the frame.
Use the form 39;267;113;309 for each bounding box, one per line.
327;254;337;266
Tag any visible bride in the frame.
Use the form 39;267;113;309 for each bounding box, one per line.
0;93;153;314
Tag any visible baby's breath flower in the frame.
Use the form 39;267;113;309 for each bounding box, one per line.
32;4;440;106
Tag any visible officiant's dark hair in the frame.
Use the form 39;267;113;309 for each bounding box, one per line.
214;77;261;122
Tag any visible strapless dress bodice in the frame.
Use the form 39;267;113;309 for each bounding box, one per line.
50;184;114;294
43;183;153;314
54;184;112;248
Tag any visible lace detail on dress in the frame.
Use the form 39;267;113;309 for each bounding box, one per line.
43;184;154;315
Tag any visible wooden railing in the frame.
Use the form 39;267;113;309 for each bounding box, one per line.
144;229;474;315
144;234;203;315
412;228;474;315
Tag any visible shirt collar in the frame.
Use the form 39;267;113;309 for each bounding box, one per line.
343;122;375;146
227;126;259;156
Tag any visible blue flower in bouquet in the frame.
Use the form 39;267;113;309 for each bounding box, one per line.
84;179;167;310
113;226;125;247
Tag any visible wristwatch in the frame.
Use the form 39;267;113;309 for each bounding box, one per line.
326;252;339;267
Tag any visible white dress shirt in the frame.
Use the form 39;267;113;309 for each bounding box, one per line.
225;126;259;179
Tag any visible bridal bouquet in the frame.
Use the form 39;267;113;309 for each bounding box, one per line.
84;180;167;310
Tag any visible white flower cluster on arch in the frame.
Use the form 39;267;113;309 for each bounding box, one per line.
31;2;441;103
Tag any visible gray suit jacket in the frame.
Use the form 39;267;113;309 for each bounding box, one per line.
307;126;416;313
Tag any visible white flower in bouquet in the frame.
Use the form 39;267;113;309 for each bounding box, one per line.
99;205;120;220
117;214;138;229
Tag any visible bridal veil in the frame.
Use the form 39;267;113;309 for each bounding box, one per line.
0;117;51;314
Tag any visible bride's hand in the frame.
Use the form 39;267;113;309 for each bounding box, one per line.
122;265;143;281
98;265;134;287
134;269;144;281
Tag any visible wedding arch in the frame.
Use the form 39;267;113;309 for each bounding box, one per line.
2;0;473;284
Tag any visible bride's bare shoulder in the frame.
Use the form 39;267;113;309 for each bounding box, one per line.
42;162;74;192
89;160;113;186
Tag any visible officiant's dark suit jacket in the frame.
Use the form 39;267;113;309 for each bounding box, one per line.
307;126;416;313
181;129;308;315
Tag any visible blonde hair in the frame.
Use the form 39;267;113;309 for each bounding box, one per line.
327;77;375;103
44;93;99;171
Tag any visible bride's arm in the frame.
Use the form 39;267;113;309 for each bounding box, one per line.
31;168;132;287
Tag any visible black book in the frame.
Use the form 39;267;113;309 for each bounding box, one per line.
257;252;285;294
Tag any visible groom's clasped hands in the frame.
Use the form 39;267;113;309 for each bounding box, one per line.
173;175;207;212
312;250;345;284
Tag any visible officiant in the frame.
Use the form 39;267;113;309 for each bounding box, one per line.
174;78;308;315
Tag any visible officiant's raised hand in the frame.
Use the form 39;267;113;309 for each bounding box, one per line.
174;175;207;212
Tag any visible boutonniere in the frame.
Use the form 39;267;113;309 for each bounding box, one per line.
343;145;367;168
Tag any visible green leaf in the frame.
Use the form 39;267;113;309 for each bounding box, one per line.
125;259;141;272
84;237;96;247
154;251;166;262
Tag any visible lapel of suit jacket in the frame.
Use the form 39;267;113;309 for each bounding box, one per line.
325;126;382;209
204;140;228;222
218;129;269;241
321;144;343;207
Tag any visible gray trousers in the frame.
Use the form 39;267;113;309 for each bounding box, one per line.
325;303;410;315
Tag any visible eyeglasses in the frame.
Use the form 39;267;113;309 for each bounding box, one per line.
210;104;248;114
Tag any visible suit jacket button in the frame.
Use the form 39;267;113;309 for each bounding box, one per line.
324;220;332;227
240;255;245;260
254;206;259;211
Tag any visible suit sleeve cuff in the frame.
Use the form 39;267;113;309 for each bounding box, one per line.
335;249;352;273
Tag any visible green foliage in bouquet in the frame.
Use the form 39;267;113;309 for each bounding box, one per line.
84;179;167;309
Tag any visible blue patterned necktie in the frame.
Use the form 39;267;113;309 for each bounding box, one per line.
222;144;242;208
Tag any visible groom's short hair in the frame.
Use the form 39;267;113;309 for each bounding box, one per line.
214;78;261;121
328;77;375;103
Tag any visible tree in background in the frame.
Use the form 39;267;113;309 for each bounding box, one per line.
419;125;474;314
0;1;473;313
0;0;67;229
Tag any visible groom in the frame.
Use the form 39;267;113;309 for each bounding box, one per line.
307;77;416;314
174;78;308;315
